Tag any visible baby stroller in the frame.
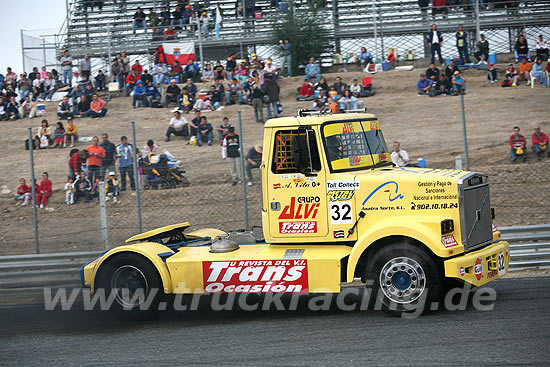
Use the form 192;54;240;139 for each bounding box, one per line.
141;152;190;189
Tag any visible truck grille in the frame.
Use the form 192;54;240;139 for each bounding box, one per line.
458;173;493;251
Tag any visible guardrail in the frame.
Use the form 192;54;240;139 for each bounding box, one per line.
1;225;549;290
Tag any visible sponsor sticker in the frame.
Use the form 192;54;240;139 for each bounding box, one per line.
487;270;498;279
280;174;291;179
327;190;355;201
459;265;465;277
333;230;345;239
327;179;360;191
474;257;483;281
306;176;317;181
279;221;317;234
273;183;281;189
278;198;319;220
202;260;309;293
330;201;353;225
441;234;459;248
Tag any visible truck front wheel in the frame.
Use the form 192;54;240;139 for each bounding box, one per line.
365;243;442;316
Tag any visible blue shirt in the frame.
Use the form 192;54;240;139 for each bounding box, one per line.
116;143;133;167
416;78;433;91
133;84;147;96
305;63;320;76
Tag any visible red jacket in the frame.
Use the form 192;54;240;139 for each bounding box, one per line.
38;180;52;195
509;134;526;148
126;73;140;85
17;184;31;195
69;152;85;172
131;64;143;74
299;84;314;97
532;132;549;147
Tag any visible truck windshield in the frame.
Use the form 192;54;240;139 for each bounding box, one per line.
323;120;391;172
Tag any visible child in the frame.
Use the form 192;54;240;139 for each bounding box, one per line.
180;89;193;113
328;86;338;100
73;171;91;204
90;177;101;202
64;176;74;205
50;122;65;148
505;64;516;83
105;171;120;203
15;178;31;206
36;172;52;209
487;63;498;83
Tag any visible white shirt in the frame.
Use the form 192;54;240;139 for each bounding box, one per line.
536;40;548;50
169;116;188;130
391;149;410;167
432;32;439;44
264;64;277;73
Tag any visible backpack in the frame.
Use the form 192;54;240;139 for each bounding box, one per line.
501;80;512;87
151;100;162;108
25;139;36;150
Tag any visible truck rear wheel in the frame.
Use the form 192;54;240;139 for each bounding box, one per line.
365;243;442;316
95;253;163;321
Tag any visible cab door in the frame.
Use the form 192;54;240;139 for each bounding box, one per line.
266;128;328;241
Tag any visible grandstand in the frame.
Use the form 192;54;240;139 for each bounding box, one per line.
37;1;550;72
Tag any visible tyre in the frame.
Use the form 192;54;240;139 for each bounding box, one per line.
95;253;163;321
365;242;442;316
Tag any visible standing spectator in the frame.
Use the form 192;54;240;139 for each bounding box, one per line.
535;35;549;62
40;66;48;81
125;69;140;96
359;46;373;68
111;58;124;87
509;126;527;163
60;50;73;87
90;94;108;117
515;35;529;63
80;54;91;79
15;178;31;206
427;24;444;65
50;122;65;148
531;58;548;87
304;57;321;83
222;126;241;186
251;84;264;123
120;52;130;83
131;60;143;75
64;177;74;205
133;7;147;34
390;142;413;167
5;67;17;87
100;133;117;179
418;0;429;19
245;144;262;186
165;79;181;107
68;149;88;178
416;73;434;95
214;2;223;38
144;139;160;155
64;118;78;148
57;96;74;119
513;58;532;87
426;63;440;81
73;171;91;204
280;39;292;77
87;136;106;182
116;136;135;191
532;126;549;160
94;70;106;91
264;78;280;119
197;116;213;146
132;81;148;108
18;96;36;119
297;81;314;101
165;109;189;141
487;63;498;83
217;117;232;141
474;34;489;64
36;172;52;209
452;70;466;94
455;25;471;64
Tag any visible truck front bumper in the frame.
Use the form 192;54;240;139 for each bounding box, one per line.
444;240;510;286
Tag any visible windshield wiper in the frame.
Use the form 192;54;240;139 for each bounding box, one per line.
372;161;393;168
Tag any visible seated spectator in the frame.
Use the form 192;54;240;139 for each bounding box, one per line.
90;94;108;117
68;149;88;178
535;34;549;61
73;170;91;204
213;60;227;80
148;8;159;27
50;122;65;148
245;145;262;186
532;126;549;160
451;71;466;95
513;58;532;87
242;78;255;101
304;57;321;83
105;172;119;203
145;81;161;106
328;86;338;100
338;90;359;110
349;79;362;98
125;69;140;96
234;63;248;84
132;7;147;34
433;74;451;96
297;81;314;101
144;139;160;155
390;142;416;167
131;60;143;75
314;77;329;93
164;79;181;108
165;109;189;141
89;176;101;201
64;176;74;205
445;60;459;81
77;94;91;118
197;116;213;146
312;89;329;112
416;73;434;95
531;58;548;87
184;78;198;99
217;117;232;141
152;28;164;42
209;85;223;110
193;93;212;112
153;63;168;85
263;58;277;80
179;88;194;113
505;63;517;85
36;172;52;209
426;63;440;81
251;85;265;123
201;64;214;83
184;60;200;81
6;96;19;120
64;118;78;148
359;47;373;67
83;83;96;99
333;77;348;96
70;85;84;107
225;79;244;104
160;7;171;25
94;70;106;91
474;34;490;64
18;73;32;101
141;70;153;85
509;126;527;163
15;178;31;206
18;96;37;119
32;77;45;101
132;81;148;108
0;97;6;121
171;61;184;81
487;63;498;83
57;96;74;120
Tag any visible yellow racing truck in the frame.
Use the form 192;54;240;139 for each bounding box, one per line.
81;110;510;319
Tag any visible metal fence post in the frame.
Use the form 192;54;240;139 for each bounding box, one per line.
131;122;143;233
237;111;250;231
98;181;109;250
27;128;39;254
459;94;470;170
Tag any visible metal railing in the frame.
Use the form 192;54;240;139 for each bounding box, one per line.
1;224;548;290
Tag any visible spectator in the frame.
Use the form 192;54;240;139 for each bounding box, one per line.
105;172;119;203
70;85;84;108
312;89;329;112
125;69;140;96
40;66;48;81
60;50;73;87
179;88;194;113
50;122;65;148
182;5;193;25
455;25;471;64
165;109;189;141
200;11;211;35
164;26;177;40
18;96;37;119
36;172;52;209
145;80;162;106
98;134;116;180
44;73;57;101
120;52;130;82
487;63;498;84
426;63;440;81
184;78;198;99
29;67;39;82
264;78;280;119
83;83;96;99
332;77;348;96
505;63;517;83
165;79;181;107
474;34;489;64
89;93;108;118
304;57;321;83
234;63;248;84
280;39;292;77
160;6;171;25
131;61;143;76
171;5;183;28
64;176;74;205
132;81;148;108
116;136;135;191
68;149;88;178
15;178;31;206
213;60;227;80
417;73;434;95
515;35;529;63
251;84;264;123
532;126;549;161
531;58;548;87
297;81;314;101
433;74;451;96
57;96;74;119
144;139;160;155
513;58;532;87
0;97;6;121
77;94;92;118
418;0;429;17
133;7;147;34
359;46;373;68
94;70;106;91
201;64;214;83
184;60;200;81
432;0;448;18
445;59;459;81
111;58;124;87
73;171;91;204
509;126;527;163
390;142;415;167
154;63;168;85
18;73;32;101
197;116;213;146
63;118;78;148
190;111;202;137
148;8;159;27
152;27;164;42
217;117;232;141
5;67;17;87
264;58;277;80
245;144;262;186
225;79;244;104
80;54;91;79
87;136;106;182
314;77;329;93
535;35;549;62
6;96;19;120
452;70;466;94
222;126;241;186
338;90;359;110
427;24;444;65
31;76;45;101
171;61;184;81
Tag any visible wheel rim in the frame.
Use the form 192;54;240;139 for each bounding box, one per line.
379;257;426;304
111;265;149;309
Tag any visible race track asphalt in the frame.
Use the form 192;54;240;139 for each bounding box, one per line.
1;277;549;367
